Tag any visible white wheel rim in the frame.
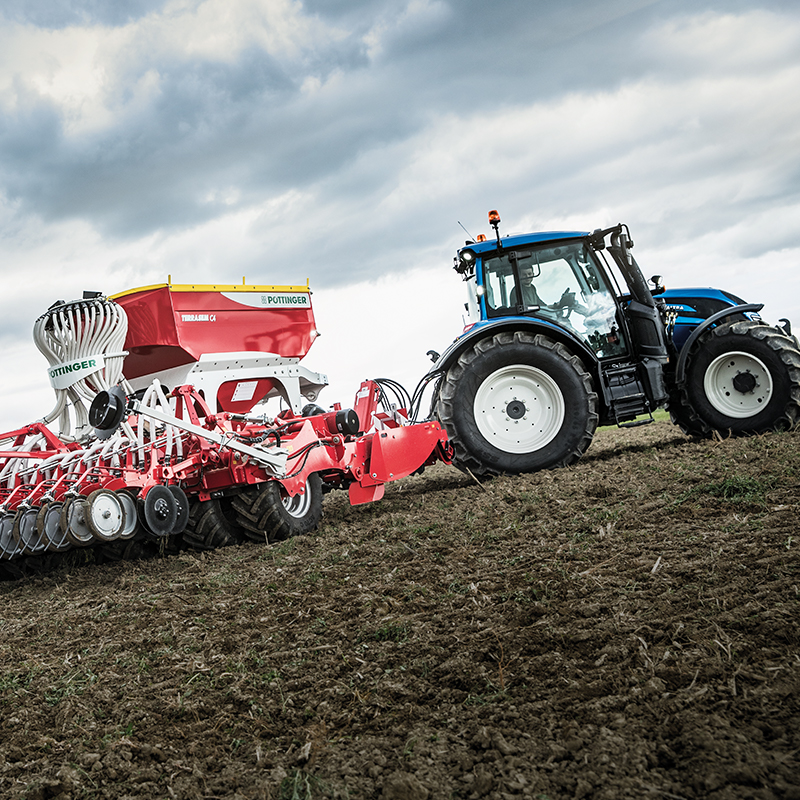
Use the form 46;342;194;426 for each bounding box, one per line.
88;491;125;540
474;365;565;454
283;481;312;518
117;492;139;539
703;351;773;418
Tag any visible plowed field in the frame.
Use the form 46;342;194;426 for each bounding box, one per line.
2;421;798;800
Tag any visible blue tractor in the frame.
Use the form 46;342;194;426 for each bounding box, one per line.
430;211;800;477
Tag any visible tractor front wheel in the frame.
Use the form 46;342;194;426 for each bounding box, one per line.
671;321;800;436
437;331;598;477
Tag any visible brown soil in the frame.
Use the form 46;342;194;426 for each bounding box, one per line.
1;421;799;800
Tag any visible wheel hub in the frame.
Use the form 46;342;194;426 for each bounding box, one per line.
703;351;773;418
732;371;757;394
506;400;526;420
282;481;313;518
154;498;170;520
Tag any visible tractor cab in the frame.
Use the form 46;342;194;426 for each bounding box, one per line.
455;221;641;362
470;236;627;359
448;212;673;438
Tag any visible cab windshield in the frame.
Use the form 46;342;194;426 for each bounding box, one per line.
480;240;626;357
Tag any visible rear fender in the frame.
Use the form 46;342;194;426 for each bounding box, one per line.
674;303;764;385
429;318;597;378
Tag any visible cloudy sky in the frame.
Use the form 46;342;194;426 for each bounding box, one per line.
1;0;798;429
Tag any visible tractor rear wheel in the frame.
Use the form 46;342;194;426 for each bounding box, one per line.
437;331;598;477
232;475;323;543
671;321;800;436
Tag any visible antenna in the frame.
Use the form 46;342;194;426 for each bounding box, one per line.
457;220;475;241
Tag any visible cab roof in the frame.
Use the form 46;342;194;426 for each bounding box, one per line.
459;230;588;256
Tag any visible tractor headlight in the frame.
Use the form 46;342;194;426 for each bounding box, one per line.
454;248;477;275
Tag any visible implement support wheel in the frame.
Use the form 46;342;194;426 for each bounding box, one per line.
232;474;323;544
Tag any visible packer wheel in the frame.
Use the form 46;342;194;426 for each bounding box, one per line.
182;497;246;551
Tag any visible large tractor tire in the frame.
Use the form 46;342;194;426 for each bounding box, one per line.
231;474;323;544
437;331;598;477
182;497;246;551
670;321;800;436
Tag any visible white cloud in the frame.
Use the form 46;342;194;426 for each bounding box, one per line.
142;0;337;64
0;0;345;134
0;24;106;127
644;9;800;77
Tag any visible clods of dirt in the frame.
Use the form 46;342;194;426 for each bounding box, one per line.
1;422;798;799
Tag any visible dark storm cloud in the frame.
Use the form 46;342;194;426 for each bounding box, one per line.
0;0;653;238
1;0;799;273
0;41;370;233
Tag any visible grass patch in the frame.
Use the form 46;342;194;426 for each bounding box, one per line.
44;668;98;706
362;622;410;643
279;769;324;800
678;475;776;507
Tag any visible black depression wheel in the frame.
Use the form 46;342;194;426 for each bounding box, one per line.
139;485;178;538
437;331;598;476
167;486;190;534
232;474;323;544
672;321;800;436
